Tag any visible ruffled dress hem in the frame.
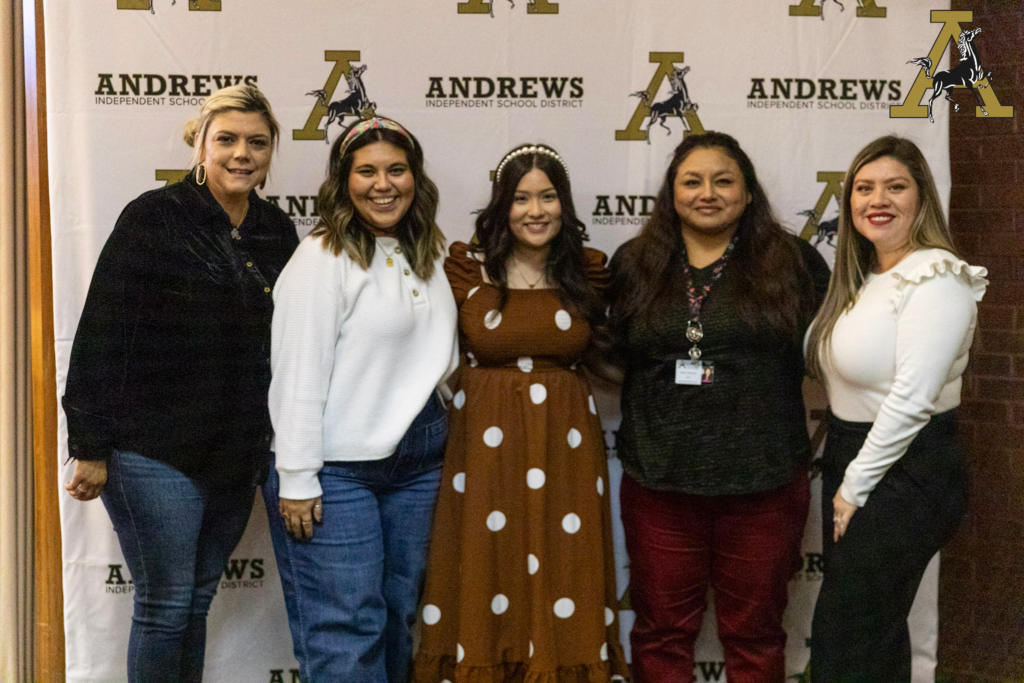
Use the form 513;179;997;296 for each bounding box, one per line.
413;653;630;683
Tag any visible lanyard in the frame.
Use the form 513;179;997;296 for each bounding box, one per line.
681;235;737;360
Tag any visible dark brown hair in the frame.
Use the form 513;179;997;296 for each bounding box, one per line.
609;131;818;343
473;144;606;333
311;118;444;280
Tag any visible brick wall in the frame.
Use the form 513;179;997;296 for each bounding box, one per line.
939;1;1024;681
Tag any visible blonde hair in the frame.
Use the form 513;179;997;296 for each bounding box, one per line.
806;135;958;378
183;84;281;170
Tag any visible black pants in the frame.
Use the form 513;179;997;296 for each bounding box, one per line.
810;410;967;683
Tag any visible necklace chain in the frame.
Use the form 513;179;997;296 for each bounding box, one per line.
375;238;400;267
512;259;544;289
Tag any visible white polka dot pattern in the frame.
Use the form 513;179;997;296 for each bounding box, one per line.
487;511;506;532
527;468;546;489
491;594;509;615
554;309;572;330
597;476;604;496
589;395;597;415
562;513;581;534
605;607;614;626
483;426;503;448
484;310;502;329
600;643;608;661
517;356;533;373
457;644;465;663
529;383;547;404
453;390;466;410
467;285;480;299
529;641;534;658
453;472;466;493
422;604;441;625
567;428;582;449
467;351;478;367
528;554;539;575
554;598;575;618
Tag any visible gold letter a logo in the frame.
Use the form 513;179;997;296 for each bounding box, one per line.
890;10;1013;120
615;53;706;142
293;51;363;142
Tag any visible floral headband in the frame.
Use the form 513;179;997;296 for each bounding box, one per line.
338;117;414;158
495;145;569;183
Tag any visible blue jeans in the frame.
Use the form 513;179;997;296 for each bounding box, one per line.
101;449;256;683
264;393;447;683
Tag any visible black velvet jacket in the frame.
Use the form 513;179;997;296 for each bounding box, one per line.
62;176;299;485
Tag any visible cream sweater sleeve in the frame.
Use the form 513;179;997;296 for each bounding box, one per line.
269;237;343;500
840;259;985;507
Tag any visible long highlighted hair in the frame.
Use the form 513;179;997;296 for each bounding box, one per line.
311;118;444;280
805;135;957;378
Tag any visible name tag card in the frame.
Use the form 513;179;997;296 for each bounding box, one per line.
675;360;715;386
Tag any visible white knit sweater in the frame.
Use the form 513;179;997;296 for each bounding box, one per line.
269;234;459;500
821;248;988;507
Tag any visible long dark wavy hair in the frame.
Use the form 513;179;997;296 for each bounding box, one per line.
311;117;444;280
473;144;606;334
609;131;819;343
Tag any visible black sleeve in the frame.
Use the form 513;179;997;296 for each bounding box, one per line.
795;237;832;311
62;198;161;461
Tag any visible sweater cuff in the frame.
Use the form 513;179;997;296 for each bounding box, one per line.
839;481;865;508
277;467;323;500
68;442;112;462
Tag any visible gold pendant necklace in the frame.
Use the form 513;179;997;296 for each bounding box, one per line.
376;239;401;267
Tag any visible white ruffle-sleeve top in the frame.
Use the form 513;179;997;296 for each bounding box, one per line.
820;248;988;507
269;234;460;500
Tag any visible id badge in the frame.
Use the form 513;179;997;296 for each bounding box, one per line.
675;360;715;386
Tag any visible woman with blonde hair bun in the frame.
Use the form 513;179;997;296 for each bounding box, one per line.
806;136;987;682
62;84;298;682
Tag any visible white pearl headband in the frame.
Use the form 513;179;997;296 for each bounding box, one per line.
494;145;569;183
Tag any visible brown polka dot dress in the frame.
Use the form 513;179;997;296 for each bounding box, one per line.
413;242;629;683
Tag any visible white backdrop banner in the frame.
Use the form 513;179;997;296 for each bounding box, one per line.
45;1;958;681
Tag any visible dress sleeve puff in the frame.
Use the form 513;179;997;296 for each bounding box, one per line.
584;247;611;297
444;241;485;307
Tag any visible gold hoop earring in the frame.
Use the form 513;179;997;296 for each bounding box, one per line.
195;163;207;186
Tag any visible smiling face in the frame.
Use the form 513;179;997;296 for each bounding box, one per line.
508;168;562;254
347;141;415;236
849;156;920;256
201;110;273;204
673;147;751;241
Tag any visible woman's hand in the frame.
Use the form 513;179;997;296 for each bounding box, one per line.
65;460;107;501
832;487;858;542
280;496;323;540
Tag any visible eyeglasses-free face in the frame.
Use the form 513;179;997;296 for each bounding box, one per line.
347;141;416;236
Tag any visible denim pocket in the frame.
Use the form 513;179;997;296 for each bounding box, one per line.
393;396;448;476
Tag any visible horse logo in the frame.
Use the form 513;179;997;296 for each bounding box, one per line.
144;0;199;12
306;64;375;145
906;27;992;123
815;0;865;20
457;0;557;15
628;66;698;144
798;209;839;248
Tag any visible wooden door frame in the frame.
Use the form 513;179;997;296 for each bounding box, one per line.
24;0;65;679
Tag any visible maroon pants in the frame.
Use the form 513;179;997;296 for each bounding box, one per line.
620;471;810;683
